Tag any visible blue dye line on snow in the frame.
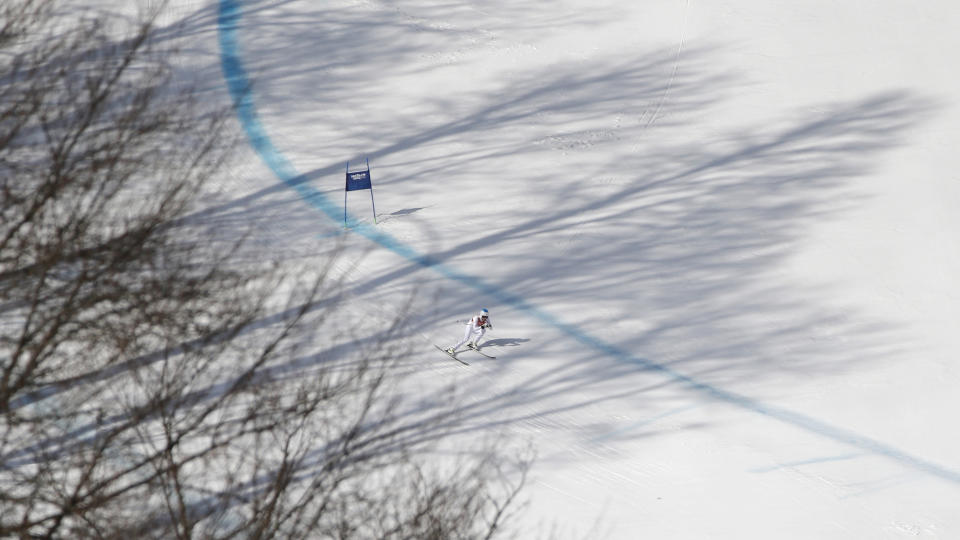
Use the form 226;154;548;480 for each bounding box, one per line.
217;0;960;485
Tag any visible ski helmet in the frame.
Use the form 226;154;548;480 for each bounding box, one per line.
479;308;489;318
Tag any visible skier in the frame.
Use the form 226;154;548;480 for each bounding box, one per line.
446;309;492;354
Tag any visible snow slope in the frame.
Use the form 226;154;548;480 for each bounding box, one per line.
174;0;960;537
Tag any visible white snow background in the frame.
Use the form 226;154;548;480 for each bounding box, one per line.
155;0;960;537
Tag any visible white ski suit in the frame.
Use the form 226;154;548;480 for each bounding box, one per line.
451;314;491;351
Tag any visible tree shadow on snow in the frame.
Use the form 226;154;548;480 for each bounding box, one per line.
11;0;958;516
185;0;942;469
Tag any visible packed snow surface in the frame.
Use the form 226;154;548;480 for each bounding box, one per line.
166;0;960;537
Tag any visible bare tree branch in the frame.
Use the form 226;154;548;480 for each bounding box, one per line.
1;2;528;538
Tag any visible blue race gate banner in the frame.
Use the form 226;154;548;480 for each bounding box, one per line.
346;169;372;191
344;159;377;225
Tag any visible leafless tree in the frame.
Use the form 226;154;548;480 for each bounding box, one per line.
0;1;527;538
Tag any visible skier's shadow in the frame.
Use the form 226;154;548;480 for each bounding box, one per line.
481;338;530;348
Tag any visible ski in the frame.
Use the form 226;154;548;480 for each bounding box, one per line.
465;345;496;359
435;344;469;365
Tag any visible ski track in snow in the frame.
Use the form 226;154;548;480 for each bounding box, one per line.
217;0;960;492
